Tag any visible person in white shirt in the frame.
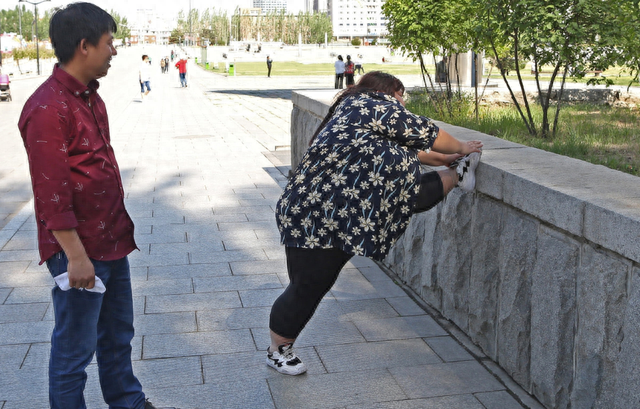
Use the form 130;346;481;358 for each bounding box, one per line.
139;54;151;98
334;55;345;89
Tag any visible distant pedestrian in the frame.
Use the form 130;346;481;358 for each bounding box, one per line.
267;55;273;77
175;56;188;87
355;59;364;74
170;50;175;61
164;57;169;73
160;57;165;73
18;3;168;408
344;55;355;87
139;54;151;98
334;55;345;89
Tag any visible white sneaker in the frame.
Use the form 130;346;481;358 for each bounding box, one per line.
454;151;482;192
266;343;307;376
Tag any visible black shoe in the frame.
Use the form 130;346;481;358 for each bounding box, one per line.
145;398;177;409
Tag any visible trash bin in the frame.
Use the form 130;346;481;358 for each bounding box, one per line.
229;63;235;76
206;62;209;69
195;57;198;64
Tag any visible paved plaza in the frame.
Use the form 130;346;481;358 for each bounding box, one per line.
0;46;541;409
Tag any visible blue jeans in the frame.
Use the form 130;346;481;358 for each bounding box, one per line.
179;73;187;87
140;81;151;93
46;252;145;409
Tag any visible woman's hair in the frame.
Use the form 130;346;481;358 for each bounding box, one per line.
49;2;117;65
309;71;405;145
337;55;343;61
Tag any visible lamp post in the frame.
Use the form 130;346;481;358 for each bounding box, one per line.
19;0;50;76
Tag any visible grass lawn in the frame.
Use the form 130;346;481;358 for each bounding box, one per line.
198;61;426;76
408;96;640;176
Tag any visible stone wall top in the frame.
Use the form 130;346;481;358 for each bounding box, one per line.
292;90;640;264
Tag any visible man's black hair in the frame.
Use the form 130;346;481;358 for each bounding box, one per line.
142;55;148;61
49;2;117;65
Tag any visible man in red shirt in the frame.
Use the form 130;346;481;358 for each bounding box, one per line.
175;56;188;87
18;3;168;409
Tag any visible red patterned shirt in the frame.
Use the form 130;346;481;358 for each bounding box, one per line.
18;65;137;264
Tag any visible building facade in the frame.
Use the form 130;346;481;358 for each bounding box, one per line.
253;0;288;14
130;8;173;45
328;0;388;39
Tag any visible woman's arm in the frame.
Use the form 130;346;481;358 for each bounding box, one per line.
431;129;483;155
417;151;462;166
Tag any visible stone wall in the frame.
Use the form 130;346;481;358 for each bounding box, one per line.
291;90;640;409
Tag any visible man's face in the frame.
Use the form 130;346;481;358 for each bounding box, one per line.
88;32;117;79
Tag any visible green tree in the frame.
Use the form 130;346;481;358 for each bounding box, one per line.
109;10;131;41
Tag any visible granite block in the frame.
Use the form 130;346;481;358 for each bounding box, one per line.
0;303;48;323
345;395;486;409
133;356;203;388
474;391;525;409
148;262;231;279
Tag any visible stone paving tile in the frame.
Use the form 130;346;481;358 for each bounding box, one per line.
0;367;49;408
317;339;442;373
268;369;407;409
193;274;282;293
142;329;256;359
144;291;241;314
331;269;386;301
148;262;231;279
142;379;275;409
389;361;505;399
130;278;193;296
133;356;203;388
475;390;525;409
197;306;270;331
3;286;50;304
0;345;30;370
425;336;475;362
0;321;53;345
353;315;448;341
202;347;327;381
189;247;268;264
353;265;390;282
134;312;197;336
0;288;12;304
0;303;48;323
238;288;286;308
1;231;37;251
0;250;39;262
128;251;189;267
386;296;428;316
336;298;400;321
229;259;287;275
263;319;366;348
345;395;486;409
222;236;281;251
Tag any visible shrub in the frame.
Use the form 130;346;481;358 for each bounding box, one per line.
351;37;361;46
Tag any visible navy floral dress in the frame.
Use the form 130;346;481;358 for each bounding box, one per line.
276;91;439;260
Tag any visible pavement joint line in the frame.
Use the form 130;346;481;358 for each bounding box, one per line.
0;198;33;250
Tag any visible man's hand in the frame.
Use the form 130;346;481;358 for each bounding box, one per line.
52;229;96;289
67;254;96;289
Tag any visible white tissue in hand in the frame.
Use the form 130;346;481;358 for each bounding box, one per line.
53;272;106;293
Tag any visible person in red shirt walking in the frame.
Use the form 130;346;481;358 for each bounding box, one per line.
175;56;188;87
18;3;169;409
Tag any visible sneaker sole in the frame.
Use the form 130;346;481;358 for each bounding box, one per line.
459;151;481;193
266;356;308;376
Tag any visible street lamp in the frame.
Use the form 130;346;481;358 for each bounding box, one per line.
19;0;51;76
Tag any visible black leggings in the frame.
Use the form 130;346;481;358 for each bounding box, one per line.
269;171;443;339
270;246;352;339
414;171;444;213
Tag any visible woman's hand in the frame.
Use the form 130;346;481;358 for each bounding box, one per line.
458;140;483;155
